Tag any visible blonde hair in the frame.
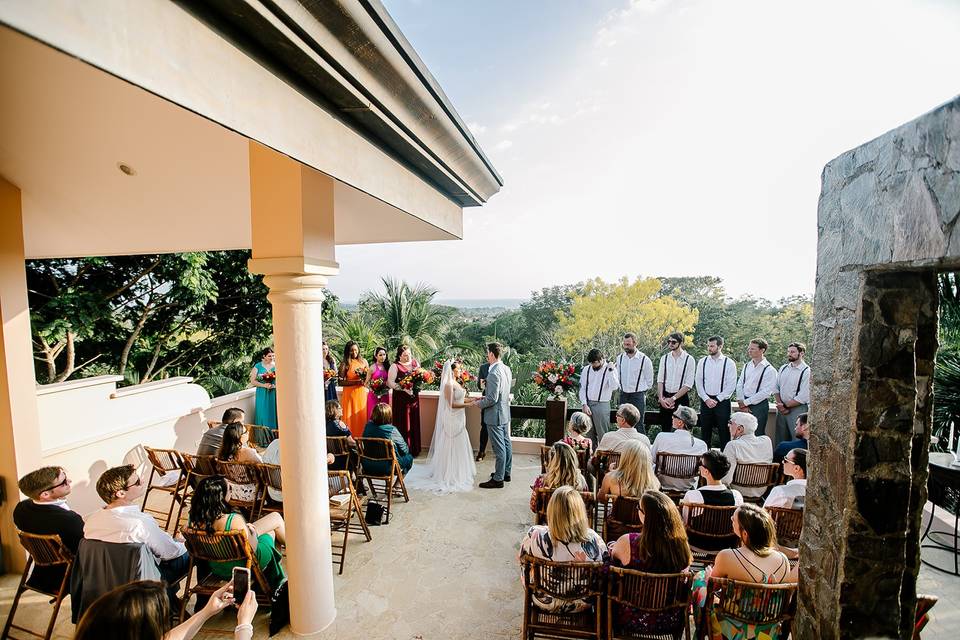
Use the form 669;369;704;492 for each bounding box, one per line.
546;486;591;544
611;441;660;497
544;442;584;490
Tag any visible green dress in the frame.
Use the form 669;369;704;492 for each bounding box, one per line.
208;513;286;590
253;361;278;429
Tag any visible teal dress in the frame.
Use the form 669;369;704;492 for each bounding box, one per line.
203;514;286;590
253;361;278;429
361;422;414;476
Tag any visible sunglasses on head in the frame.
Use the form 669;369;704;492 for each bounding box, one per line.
125;476;143;490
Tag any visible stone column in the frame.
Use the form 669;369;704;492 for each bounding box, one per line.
0;177;43;572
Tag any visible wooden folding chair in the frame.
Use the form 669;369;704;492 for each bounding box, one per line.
730;463;780;504
1;533;74;640
257;463;283;519
327;435;357;476
328;470;372;574
141;447;186;531
534;487;597;527
173;453;218;529
700;577;797;640
215;460;264;518
179;528;273;622
356;437;409;524
656;452;701;502
520;554;605;640
540;445;591;482
607;567;693;640
767;507;804;548
680;503;739;568
604;495;644;544
540;444;551;473
245;423;275;449
594;450;622;494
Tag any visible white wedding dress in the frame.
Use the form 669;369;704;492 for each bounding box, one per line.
404;360;476;494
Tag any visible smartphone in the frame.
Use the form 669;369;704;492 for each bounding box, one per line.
232;566;250;605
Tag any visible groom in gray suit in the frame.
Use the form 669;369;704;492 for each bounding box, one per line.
475;342;513;488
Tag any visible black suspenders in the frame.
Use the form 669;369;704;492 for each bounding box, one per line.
585;365;608;403
663;353;691;394
620;353;647;393
755;364;769;394
779;364;809;396
702;356;730;396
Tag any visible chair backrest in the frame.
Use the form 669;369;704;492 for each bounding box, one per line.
731;462;780;490
520;554;605;601
181;452;218;478
258;463;283;492
357;437;396;462
216;459;261;486
144;446;184;474
681;503;739;543
656;452;700;480
70;539;162;623
18;531;73;566
540;445;591;476
328;470;355;497
245;423;275;448
595;450;621;489
705;576;797;627
539;444;551;473
605;495;644;541
181;527;271;593
534;487;596;527
327;436;352;457
767;507;803;545
607;566;693;617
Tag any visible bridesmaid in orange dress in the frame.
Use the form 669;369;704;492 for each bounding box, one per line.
339;341;369;437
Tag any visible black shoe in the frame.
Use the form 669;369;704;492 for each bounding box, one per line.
490;473;511;482
479;479;505;489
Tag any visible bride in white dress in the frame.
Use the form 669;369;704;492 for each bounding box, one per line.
404;359;477;493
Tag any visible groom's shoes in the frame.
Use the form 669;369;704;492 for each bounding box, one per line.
479;479;505;489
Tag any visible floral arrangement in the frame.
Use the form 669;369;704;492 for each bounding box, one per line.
455;368;475;388
323;369;336;383
369;377;388;396
397;367;435;393
354;364;369;379
431;359;445;379
532;360;577;399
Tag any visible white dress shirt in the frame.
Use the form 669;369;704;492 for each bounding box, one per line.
657;350;696;394
763;478;807;509
695;354;738;402
597;427;651;453
616;351;653;393
263;439;282;502
721;434;774;498
650;430;709;491
578;363;619;404
84;505;186;561
776;361;811;405
682;483;744;507
736;358;777;406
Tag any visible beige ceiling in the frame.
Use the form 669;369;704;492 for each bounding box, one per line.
0;27;455;260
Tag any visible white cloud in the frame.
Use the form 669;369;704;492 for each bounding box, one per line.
494;140;513;151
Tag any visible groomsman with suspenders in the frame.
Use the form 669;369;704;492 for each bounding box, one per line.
736;338;778;435
616;332;654;434
579;349;620;450
695;335;738;448
657;332;696;433
774;342;811;445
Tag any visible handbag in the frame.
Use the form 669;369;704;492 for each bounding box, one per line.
364;500;386;525
269;579;290;636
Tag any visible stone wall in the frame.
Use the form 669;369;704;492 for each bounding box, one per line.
803;96;959;639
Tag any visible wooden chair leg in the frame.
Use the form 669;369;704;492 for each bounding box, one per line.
44;566;72;640
1;559;31;640
386;476;393;525
141;467;158;511
337;510;350;575
352;493;372;541
179;561;195;623
163;478;186;531
174;481;192;531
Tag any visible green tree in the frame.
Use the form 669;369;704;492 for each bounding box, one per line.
359;277;451;357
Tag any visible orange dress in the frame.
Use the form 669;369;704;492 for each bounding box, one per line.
341;358;368;437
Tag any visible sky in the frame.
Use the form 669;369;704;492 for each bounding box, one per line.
332;0;960;303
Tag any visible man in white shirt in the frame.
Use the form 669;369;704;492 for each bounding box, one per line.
84;464;190;603
579;348;620;450
695;335;738;449
764;448;807;510
595;404;651;454
721;412;774;499
651;406;708;492
774;342;811;445
657;332;696;433
736;338;777;436
615;332;653;434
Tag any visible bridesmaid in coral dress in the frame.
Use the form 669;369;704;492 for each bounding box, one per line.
339;341;369;438
388;344;422;457
366;346;391;421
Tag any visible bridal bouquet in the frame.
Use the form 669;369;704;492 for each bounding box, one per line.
258;370;277;387
532;361;577;400
397;368;435;393
369;377;388;396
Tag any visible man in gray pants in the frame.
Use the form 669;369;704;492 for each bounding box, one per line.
476;343;513;489
579;349;620;451
774;342;810;445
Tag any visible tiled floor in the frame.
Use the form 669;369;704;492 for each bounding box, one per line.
1;456;958;638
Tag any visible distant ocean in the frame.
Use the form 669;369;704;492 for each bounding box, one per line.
342;298;524;310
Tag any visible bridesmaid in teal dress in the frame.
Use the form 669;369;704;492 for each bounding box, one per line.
249;347;278;429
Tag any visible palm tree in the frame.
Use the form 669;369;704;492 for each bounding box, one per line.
361;277;451;358
324;313;384;360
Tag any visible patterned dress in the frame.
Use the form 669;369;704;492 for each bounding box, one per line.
519;525;607;613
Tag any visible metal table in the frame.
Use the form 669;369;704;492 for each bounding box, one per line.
921;452;960;575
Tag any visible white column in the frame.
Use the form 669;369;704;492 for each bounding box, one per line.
265;272;337;634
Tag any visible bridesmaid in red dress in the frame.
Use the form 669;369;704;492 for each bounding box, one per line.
388;344;422;457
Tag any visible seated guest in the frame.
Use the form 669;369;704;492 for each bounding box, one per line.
13;466;84;592
596;404;652;454
74;579;257;640
217;423;263;503
326;399;357;471
682;450;744;509
188;476;286;590
721;412;773;500
362;403;414;476
84;465;190;605
598;440;660;503
197;407;245;456
518;486;607;612
650;406;708;492
764;448;807;510
692;504;797;638
530;442;589;512
609;491;692;635
562;411;594;454
773;412;809;463
261;438;335;503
